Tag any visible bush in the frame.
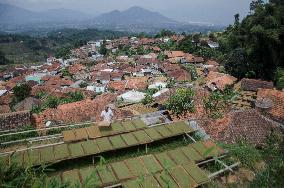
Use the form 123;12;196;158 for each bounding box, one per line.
32;92;85;114
45;96;60;108
166;88;195;117
12;84;31;102
183;64;198;81
61;68;72;77
203;87;236;119
223;140;262;170
79;82;88;88
142;94;154;105
203;91;225;119
166;78;176;88
0;162;68;187
31;105;45;114
65;91;84;102
275;67;284;90
146;88;158;95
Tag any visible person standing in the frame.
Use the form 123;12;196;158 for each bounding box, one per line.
100;106;114;123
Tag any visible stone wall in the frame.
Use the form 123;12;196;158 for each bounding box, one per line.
0;111;31;130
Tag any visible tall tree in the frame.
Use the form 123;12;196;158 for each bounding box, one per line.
220;0;284;81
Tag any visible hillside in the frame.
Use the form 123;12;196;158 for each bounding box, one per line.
0;3;90;25
93;6;178;25
0;29;128;64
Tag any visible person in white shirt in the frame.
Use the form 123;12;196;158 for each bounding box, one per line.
100;106;114;122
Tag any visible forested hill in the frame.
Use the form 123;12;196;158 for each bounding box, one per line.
0;28;128;65
218;0;284;82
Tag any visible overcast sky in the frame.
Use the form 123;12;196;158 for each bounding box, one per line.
0;0;252;25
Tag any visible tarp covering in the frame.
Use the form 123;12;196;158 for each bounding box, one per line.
118;91;146;103
148;82;167;89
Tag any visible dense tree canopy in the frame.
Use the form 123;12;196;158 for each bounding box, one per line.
0;50;12;65
13;84;31;102
219;0;284;80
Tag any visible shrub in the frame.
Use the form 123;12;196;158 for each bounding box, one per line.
183;64;198;81
142;94;154;105
203;91;225;119
223;140;262;170
203;87;236;119
12;84;31;102
61;68;72;77
45;96;60;108
79;82;88;88
275;67;284;90
166;78;176;88
166;88;195;117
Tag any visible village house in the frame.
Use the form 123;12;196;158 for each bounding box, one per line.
92;71;111;85
241;78;274;92
256;89;284;124
181;53;205;64
198;109;281;145
206;71;237;91
110;71;124;81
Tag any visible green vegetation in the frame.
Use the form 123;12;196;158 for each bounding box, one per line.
222;131;284;187
60;68;72;77
166;78;176;88
182;64;198;81
31;91;84;114
79;82;88;88
12;84;31;102
55;46;72;59
0;34;53;64
142;94;154;105
166;88;195;117
175;35;224;61
154;29;175;38
99;41;108;56
202;87;236;119
0;28;127;64
275;67;284;89
219;0;284;80
0;50;13;65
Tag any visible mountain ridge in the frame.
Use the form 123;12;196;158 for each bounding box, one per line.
93;6;179;25
0;3;90;24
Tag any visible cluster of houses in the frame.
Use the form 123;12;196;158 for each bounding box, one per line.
0;34;283;146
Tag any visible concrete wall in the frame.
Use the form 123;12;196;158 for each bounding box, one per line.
0;111;31;130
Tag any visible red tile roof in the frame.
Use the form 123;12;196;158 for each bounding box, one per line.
198;109;280;145
161;62;181;72
107;81;126;91
207;60;219;67
167;69;191;82
44;76;74;87
125;78;148;90
0;93;13;105
68;63;86;75
257;89;284;124
206;71;237;90
241;79;274;92
33;93;132;127
165;51;185;58
0;105;10;114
